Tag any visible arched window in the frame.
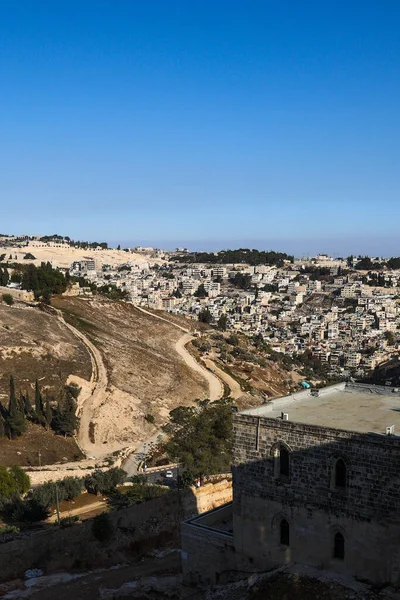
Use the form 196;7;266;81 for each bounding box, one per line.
280;447;290;477
335;458;346;488
280;519;289;546
333;532;345;559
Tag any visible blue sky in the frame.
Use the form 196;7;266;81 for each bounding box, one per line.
1;1;400;255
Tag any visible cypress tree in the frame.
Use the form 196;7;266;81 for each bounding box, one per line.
23;392;33;419
53;390;79;437
7;376;26;436
0;414;5;437
45;396;52;430
34;380;45;425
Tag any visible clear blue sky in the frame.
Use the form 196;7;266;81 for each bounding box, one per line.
1;1;400;255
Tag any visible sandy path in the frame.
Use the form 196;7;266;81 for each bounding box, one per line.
134;306;223;400
175;334;223;401
134;305;190;332
203;358;243;399
55;303;222;464
53;308;108;456
48;500;106;522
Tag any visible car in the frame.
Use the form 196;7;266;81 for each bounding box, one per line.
165;470;174;478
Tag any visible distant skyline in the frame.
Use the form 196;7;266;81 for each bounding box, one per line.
2;1;400;253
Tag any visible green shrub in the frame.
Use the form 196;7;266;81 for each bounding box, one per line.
9;466;30;495
60;515;80;528
144;413;155;424
92;512;114;543
0;525;19;534
84;468;126;496
2;294;13;306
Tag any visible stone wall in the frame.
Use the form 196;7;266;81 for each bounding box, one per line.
231;414;400;584
0;286;35;302
0;480;231;582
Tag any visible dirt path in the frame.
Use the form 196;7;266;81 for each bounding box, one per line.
134;305;190;332
203;358;243;399
48;500;106;522
135;306;223;401
53;308;108;457
53;304;222;464
175;334;223;401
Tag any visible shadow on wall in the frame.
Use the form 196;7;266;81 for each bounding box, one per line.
0;485;202;583
232;416;400;585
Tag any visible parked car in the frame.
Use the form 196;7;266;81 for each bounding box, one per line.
165;470;174;478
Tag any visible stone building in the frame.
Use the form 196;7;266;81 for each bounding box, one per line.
182;382;400;586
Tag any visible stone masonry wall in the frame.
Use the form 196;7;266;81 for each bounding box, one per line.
233;414;400;522
231;414;400;584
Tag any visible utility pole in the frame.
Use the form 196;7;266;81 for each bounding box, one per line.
55;484;60;526
38;449;41;467
143;443;147;472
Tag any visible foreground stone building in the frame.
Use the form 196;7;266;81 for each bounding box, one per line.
182;382;400;585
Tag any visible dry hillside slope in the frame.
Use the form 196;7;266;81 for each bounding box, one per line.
0;303;91;404
53;297;209;455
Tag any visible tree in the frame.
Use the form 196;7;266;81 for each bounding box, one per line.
2;294;13;306
217;314;228;331
194;284;208;298
7;376;26;437
9;466;30;495
84;467;126;495
0;414;5;437
52;388;79;436
45;396;52;430
0;466;18;504
384;330;395;346
0;267;9;286
198;308;213;324
163;399;233;479
92;512;114;543
34;379;45;425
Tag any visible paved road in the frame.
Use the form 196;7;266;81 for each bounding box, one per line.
143;466;178;486
122;431;165;477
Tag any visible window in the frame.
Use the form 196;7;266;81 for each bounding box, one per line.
333;532;345;559
335;458;346;488
280;447;290;477
280;519;289;546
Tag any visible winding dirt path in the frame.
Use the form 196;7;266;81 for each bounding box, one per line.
134;306;223;400
53;308;108;456
203;358;243;399
175;334;223;401
54;303;223;464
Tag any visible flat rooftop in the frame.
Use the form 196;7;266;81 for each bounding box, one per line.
241;383;400;435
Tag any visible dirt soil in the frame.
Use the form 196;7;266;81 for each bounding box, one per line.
52;297;209;456
0;423;83;467
0;303;91;404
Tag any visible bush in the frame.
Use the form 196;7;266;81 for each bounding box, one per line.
59;477;84;501
2;294;13;306
23;253;36;260
9;466;30;495
60;515;80;528
144;413;155;424
107;484;167;511
3;497;50;523
29;477;83;507
85;467;126;496
0;525;19;535
92;512;114;543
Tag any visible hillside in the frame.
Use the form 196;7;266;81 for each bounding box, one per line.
1;244;159;269
52;297;210;456
0;302;92;464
